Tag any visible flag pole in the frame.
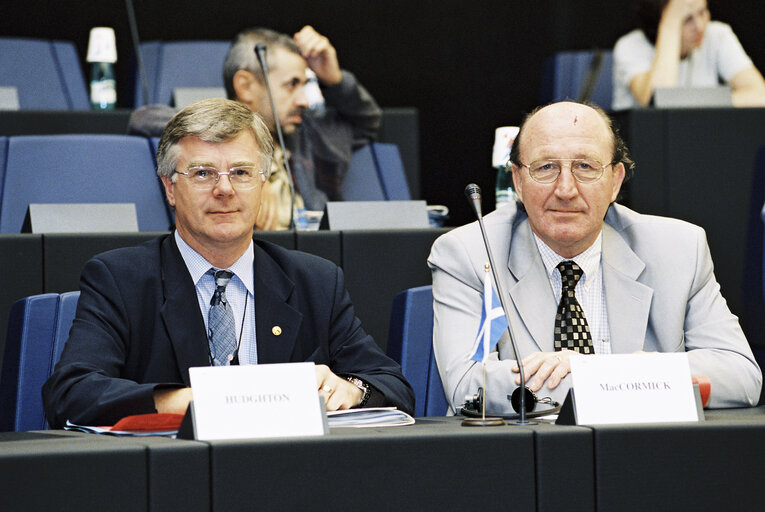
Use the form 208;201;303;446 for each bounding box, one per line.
462;264;505;427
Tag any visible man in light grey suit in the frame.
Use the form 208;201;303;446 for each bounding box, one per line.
429;101;761;414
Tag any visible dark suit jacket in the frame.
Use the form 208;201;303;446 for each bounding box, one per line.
43;235;414;428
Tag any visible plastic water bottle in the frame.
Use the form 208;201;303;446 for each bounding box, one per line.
304;69;325;115
86;27;117;111
493;126;519;209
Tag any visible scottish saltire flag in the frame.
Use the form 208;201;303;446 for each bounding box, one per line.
468;270;508;363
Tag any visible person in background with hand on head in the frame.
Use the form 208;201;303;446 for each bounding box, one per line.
612;0;765;110
224;26;382;230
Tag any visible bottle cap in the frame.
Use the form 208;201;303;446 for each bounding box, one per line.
86;27;117;63
492;126;519;167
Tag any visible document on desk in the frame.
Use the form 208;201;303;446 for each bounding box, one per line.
64;421;178;437
326;407;414;427
64;413;184;437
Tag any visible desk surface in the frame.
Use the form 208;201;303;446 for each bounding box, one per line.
2;409;764;512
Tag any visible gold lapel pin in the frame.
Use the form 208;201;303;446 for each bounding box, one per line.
272;326;282;336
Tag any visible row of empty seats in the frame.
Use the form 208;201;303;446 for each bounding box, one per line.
0;134;409;233
1;37;611;110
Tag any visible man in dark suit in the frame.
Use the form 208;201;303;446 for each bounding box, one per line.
43;98;413;428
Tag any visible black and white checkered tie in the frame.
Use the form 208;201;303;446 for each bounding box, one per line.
554;260;594;354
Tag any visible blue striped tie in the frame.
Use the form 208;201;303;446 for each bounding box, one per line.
207;269;237;366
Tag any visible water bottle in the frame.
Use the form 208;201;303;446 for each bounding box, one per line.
304;69;325;115
493;126;519;209
86;27;118;111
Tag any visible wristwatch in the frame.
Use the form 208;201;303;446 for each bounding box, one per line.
346;376;371;407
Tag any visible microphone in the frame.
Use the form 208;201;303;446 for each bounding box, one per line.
254;43;297;230
463;183;531;424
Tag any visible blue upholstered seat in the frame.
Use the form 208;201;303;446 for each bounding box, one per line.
0;134;172;233
343;143;412;201
133;40;231;107
0;38;89;110
0;292;79;431
540;49;613;110
387;285;448;417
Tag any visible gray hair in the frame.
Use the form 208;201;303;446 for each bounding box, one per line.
223;27;302;100
156;97;274;181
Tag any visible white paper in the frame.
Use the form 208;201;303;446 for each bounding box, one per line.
326;407;415;428
189;362;326;440
569;353;698;425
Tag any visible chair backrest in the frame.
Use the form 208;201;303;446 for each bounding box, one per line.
387;285;448;416
540;49;613;110
0;134;173;233
0;136;7;208
343;143;412;201
741;144;765;348
0;291;80;431
0;38;89;110
134;40;231;107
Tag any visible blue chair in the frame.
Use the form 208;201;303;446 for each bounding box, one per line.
0;292;79;431
0;136;7;208
540;49;613;110
0;38;89;110
387;285;448;417
343;143;412;201
133;40;230;107
0;134;173;233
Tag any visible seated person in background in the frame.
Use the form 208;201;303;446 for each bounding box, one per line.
224;26;382;230
612;0;765;110
43;98;413;428
428;101;761;415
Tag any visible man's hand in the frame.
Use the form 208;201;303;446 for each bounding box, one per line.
294;25;342;86
153;387;193;414
315;364;363;411
511;350;580;392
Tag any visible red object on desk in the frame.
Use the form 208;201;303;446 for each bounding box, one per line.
692;375;711;408
110;413;185;432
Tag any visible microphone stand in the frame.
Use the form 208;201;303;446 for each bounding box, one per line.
254;43;296;230
464;184;531;425
124;0;150;106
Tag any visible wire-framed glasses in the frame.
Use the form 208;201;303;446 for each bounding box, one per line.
174;165;267;189
518;159;614;184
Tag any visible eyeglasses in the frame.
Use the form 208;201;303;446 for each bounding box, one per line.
518;159;614;184
174;165;267;189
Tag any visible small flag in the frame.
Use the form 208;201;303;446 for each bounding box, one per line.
468;266;508;363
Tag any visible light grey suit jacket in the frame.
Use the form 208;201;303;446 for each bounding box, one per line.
428;202;761;413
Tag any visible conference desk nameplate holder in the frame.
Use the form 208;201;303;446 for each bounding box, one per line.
180;362;328;440
555;353;703;425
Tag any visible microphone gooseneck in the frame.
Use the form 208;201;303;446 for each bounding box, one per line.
254;43;297;230
463;183;529;424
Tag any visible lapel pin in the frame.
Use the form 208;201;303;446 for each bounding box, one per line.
272;326;282;336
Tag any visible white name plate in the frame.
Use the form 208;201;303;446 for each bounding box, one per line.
569;353;700;425
188;362;328;440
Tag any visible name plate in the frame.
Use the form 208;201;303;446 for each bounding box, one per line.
568;353;700;425
188;362;328;440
